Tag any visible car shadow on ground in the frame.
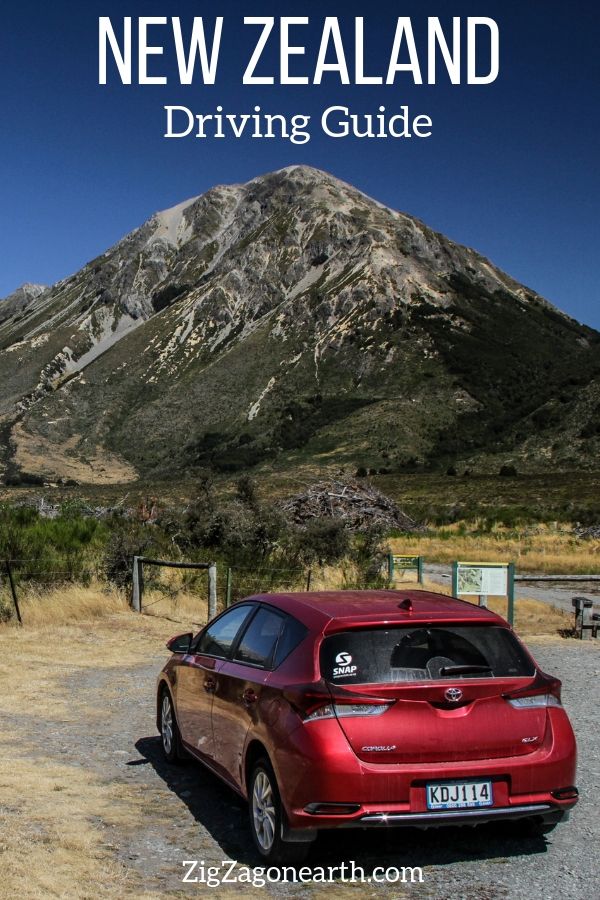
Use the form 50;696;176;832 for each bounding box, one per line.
133;735;551;871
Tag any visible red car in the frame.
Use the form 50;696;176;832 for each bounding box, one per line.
156;591;577;863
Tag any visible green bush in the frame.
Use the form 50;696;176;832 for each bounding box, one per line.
0;504;107;583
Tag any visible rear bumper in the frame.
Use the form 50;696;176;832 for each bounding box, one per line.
351;803;568;829
282;802;572;842
292;795;576;831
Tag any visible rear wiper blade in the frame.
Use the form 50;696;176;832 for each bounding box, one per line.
439;664;493;675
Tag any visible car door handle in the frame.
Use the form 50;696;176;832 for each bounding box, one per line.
204;679;216;693
242;689;257;706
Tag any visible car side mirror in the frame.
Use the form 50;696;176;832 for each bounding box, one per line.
166;632;193;654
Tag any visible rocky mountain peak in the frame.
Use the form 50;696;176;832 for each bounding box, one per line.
0;168;598;486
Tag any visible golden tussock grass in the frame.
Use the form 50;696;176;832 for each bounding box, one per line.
389;525;600;575
12;582;129;627
140;587;209;627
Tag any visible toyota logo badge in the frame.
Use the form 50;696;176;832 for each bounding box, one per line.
445;687;463;703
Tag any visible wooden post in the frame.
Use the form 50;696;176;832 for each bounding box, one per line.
131;556;143;613
208;562;217;620
417;556;424;585
306;569;312;591
6;561;22;625
388;553;394;581
225;567;232;608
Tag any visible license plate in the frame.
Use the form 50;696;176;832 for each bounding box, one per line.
426;780;493;810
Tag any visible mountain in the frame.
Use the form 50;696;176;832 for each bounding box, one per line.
0;283;47;325
0;165;599;486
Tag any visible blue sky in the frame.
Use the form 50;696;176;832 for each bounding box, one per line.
1;1;599;327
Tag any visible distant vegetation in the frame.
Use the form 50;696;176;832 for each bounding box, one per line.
0;478;387;620
1;470;600;623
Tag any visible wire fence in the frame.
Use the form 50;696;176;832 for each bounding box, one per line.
224;566;311;607
0;558;102;624
0;555;392;626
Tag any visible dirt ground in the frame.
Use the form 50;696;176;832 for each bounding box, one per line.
0;612;597;899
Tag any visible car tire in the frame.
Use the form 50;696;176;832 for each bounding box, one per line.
159;689;183;764
248;758;312;865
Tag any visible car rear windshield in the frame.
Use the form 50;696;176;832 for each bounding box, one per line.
320;625;534;684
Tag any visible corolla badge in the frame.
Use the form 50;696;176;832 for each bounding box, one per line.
445;687;463;702
362;745;397;752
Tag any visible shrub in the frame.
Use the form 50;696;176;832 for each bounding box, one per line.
288;519;350;566
102;523;157;590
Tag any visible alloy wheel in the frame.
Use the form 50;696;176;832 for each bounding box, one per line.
161;694;173;755
252;770;276;851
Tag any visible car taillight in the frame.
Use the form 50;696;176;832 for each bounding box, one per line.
507;694;562;709
504;671;562;708
283;680;392;721
305;702;391;722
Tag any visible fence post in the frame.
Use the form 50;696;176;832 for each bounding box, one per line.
208;562;217;620
131;556;143;613
5;562;22;625
417;556;424;585
225;567;232;608
306;569;312;591
388;553;394;581
507;563;515;626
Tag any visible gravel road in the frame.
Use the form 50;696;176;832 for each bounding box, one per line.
6;630;599;898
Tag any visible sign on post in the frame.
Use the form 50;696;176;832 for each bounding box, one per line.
452;561;515;625
388;554;424;584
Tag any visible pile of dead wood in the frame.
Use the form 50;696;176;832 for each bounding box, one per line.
280;479;422;533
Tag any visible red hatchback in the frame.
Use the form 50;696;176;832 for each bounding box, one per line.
156;591;578;863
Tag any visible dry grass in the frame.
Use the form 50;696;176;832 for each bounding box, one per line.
12;421;139;484
411;578;572;636
0;753;136;899
1;557;571;640
389;524;600;575
0;612;174;899
1;572;208;631
0;611;170;723
12;582;129;627
140;587;210;627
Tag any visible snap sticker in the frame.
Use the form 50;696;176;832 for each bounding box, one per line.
333;650;357;678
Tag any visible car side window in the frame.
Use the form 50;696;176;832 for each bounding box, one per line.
234;607;285;668
195;605;254;658
273;615;308;668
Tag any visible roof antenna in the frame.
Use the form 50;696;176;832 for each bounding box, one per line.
399;598;413;612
